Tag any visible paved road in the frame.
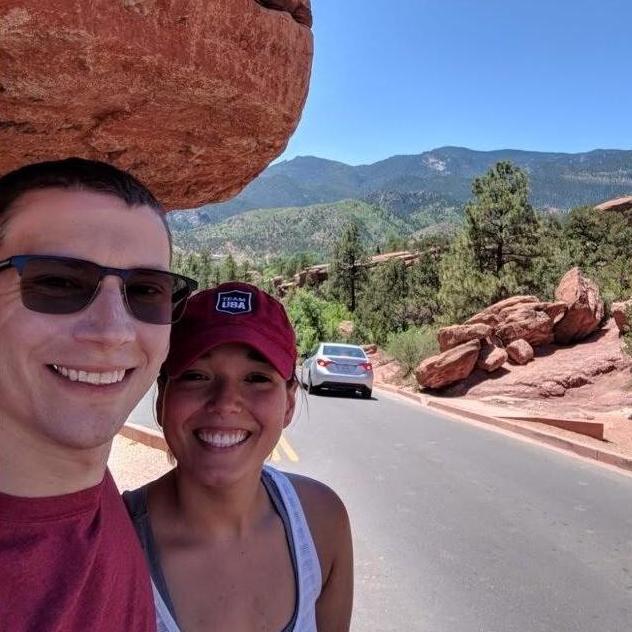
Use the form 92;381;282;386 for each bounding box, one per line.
128;386;632;631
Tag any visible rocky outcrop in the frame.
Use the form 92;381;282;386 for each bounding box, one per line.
0;0;313;209
437;323;492;352
612;299;632;334
506;339;534;365
495;307;555;347
466;297;567;349
553;268;604;344
415;339;481;389
594;195;632;213
477;342;508;372
478;295;540;315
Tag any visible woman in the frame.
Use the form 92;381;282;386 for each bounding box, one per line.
125;282;353;631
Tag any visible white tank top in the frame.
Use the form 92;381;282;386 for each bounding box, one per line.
125;466;322;632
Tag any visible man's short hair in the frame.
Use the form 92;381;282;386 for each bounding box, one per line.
0;157;171;249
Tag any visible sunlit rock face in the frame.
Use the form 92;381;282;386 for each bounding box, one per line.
0;0;313;209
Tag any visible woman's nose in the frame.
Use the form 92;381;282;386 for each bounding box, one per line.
205;378;243;415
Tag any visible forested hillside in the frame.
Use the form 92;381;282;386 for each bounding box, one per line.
173;197;462;257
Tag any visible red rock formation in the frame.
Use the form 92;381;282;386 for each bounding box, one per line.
437;323;492;352
415;339;481;390
465;312;500;328
477;342;508;373
506;339;534;365
611;299;632;334
495;307;554;347
0;0;313;209
553;268;604;344
594;195;632;213
479;295;540;315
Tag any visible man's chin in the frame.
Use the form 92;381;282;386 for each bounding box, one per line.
44;415;125;452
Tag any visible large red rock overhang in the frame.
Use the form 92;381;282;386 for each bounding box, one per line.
0;0;313;210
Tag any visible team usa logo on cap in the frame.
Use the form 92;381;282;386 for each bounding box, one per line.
216;290;253;315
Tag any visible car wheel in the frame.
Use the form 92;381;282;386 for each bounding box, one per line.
307;375;319;395
361;388;372;399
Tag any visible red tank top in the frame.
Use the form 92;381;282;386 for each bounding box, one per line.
0;470;156;631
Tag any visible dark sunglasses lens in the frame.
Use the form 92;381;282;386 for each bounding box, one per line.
125;270;182;325
20;258;99;314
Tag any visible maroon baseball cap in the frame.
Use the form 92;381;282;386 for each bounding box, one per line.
164;282;297;380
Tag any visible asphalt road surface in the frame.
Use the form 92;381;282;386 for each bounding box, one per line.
127;386;632;632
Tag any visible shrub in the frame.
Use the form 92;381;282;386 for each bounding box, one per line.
386;326;439;377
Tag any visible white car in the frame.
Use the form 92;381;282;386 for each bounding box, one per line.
301;342;373;398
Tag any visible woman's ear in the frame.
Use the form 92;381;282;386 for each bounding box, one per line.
283;379;298;429
155;377;166;428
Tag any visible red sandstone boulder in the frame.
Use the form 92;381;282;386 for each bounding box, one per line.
595;195;632;213
0;0;313;209
506;339;534;365
612;300;632;334
480;295;540;315
437;323;492;352
495;307;555;347
538;301;568;325
477;342;508;373
465;312;500;328
415;339;481;390
553;268;604;344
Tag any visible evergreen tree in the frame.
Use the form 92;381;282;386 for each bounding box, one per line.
356;259;409;344
328;221;367;312
437;232;499;324
222;253;238;282
465;161;541;287
407;246;443;324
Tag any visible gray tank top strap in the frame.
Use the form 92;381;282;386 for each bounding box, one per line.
122;487;179;624
263;466;322;632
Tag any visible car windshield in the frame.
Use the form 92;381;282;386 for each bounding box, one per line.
322;345;365;358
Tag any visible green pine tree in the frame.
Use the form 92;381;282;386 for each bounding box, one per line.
328;221;367;312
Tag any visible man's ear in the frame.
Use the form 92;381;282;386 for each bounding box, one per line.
283;379;298;429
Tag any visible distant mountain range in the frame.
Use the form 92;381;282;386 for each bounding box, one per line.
169;146;632;257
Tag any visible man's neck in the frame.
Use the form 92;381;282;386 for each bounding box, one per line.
0;423;110;497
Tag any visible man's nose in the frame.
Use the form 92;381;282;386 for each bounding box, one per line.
72;276;136;347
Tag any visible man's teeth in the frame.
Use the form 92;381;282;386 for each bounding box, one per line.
196;429;249;448
52;365;126;385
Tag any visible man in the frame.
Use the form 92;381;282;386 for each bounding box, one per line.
0;158;197;630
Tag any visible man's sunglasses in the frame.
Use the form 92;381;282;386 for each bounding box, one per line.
0;255;198;325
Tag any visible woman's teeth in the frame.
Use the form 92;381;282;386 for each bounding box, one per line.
196;429;250;448
52;365;126;385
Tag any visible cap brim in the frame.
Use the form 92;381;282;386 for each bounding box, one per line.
166;323;294;380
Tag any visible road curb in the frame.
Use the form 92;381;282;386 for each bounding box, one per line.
119;421;168;452
374;383;632;474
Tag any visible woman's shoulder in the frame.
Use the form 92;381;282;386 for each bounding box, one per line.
283;472;348;521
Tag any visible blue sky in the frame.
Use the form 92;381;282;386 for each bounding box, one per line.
280;0;632;165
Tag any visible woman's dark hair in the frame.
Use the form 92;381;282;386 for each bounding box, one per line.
0;157;171;249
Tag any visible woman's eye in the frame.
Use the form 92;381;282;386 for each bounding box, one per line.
179;372;207;382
